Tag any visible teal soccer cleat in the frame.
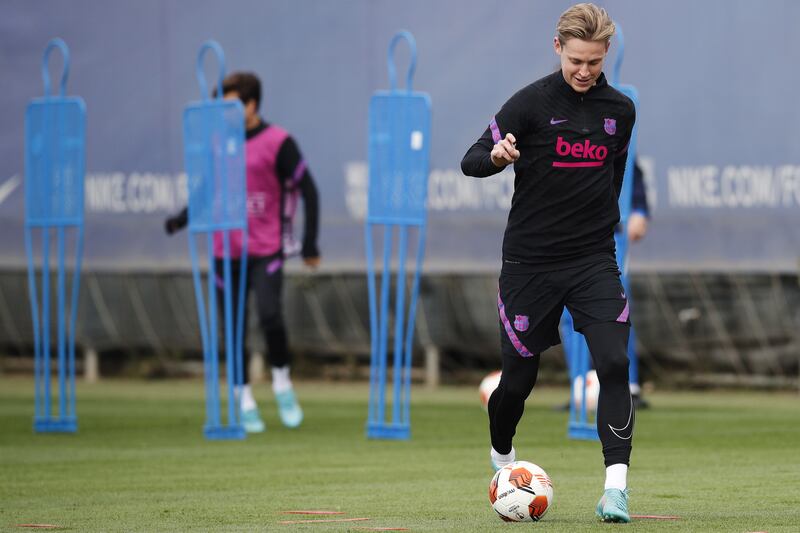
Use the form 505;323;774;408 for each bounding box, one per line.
240;406;265;433
275;389;303;428
490;447;515;472
596;488;631;523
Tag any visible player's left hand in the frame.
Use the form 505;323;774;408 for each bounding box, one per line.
627;213;648;242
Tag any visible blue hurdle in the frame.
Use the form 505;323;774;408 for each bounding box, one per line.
564;24;640;441
25;39;85;434
365;31;432;440
183;41;247;440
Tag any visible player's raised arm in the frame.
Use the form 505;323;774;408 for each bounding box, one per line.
461;86;532;178
461;126;519;178
461;125;503;178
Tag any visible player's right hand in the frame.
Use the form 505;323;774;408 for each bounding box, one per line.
490;133;519;167
164;216;181;235
164;209;189;235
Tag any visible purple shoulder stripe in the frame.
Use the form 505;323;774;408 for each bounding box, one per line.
489;117;501;144
291;160;307;187
283;160;306;219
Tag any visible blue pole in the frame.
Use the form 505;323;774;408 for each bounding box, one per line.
392;225;409;425
207;232;219;429
25;228;42;422
40;101;53;423
365;222;378;425
377;225;393;424
42;227;51;420
222;231;235;428
403;225;426;427
56;225;66;419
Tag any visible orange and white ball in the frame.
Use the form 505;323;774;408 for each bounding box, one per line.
489;461;554;522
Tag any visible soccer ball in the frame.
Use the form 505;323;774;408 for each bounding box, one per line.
572;369;600;412
489;461;554;522
479;370;502;410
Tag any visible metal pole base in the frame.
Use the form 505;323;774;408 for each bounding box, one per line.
567;422;599;441
203;424;246;440
366;422;410;440
34;417;77;433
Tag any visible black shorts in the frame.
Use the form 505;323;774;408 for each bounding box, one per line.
497;255;630;357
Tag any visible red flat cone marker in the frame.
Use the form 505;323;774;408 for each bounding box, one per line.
278;517;370;525
630;514;680;520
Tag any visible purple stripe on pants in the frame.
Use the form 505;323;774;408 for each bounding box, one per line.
616;300;630;322
266;258;283;275
489;117;501;144
497;293;535;358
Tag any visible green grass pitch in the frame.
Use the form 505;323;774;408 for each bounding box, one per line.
1;378;799;532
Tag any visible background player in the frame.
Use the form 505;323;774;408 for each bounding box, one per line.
626;159;650;408
166;72;320;433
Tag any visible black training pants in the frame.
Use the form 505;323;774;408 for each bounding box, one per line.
489;320;633;467
214;254;290;383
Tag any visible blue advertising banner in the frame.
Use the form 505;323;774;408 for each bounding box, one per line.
1;0;798;272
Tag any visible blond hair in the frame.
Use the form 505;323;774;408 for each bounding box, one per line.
556;3;615;45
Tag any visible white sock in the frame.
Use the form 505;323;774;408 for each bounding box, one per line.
491;447;516;468
604;463;628;490
237;385;257;411
271;366;292;394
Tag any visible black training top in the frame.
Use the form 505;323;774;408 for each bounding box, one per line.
461;70;635;270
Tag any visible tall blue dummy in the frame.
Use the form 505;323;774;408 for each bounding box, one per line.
183;41;247;440
25;39;85;433
365;31;431;440
563;24;639;441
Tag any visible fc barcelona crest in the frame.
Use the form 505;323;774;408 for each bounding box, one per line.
514;314;529;332
603;118;617;135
